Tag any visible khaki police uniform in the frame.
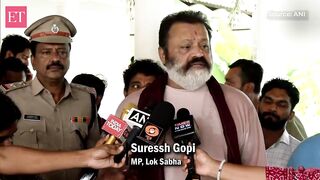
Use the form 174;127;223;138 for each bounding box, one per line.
4;15;100;180
6;77;100;180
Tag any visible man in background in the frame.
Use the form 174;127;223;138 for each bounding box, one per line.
122;59;165;96
225;59;307;141
0;58;27;85
0;34;33;81
72;73;107;127
258;78;300;167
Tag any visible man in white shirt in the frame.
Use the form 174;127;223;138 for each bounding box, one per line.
258;78;301;167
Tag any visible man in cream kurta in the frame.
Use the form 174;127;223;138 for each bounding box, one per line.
115;10;266;180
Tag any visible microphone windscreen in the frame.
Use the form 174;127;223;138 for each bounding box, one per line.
177;108;190;120
148;101;175;129
136;101;175;145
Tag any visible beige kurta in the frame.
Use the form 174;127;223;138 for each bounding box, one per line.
6;77;100;180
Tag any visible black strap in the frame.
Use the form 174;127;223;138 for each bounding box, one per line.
75;93;97;149
88;93;97;130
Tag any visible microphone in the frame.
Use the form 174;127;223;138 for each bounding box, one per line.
172;108;201;180
135;101;175;145
119;103;137;120
113;126;141;163
101;114;130;144
113;101;175;162
80;106;135;180
123;108;150;128
103;104;136;144
172;108;200;146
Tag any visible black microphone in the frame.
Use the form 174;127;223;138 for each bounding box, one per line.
113;126;140;163
114;101;175;162
172;108;201;180
135;101;175;145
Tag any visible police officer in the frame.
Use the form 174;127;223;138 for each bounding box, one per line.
5;15;100;180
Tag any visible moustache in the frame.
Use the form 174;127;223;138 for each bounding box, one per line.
261;112;280;121
186;57;210;71
46;62;64;70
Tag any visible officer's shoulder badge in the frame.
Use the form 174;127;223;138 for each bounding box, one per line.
3;81;30;93
70;83;96;97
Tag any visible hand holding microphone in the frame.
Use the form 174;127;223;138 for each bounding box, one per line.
81;105;135;180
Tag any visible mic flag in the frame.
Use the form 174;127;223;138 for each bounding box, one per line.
172;108;200;146
123;108;150;128
102;114;130;144
102;104;136;145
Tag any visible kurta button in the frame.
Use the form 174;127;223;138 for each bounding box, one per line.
56;127;60;132
30;128;34;133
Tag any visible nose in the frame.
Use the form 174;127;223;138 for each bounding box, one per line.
51;52;61;62
192;45;204;58
269;103;278;112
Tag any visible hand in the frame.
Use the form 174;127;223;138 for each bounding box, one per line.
86;144;125;169
183;148;218;177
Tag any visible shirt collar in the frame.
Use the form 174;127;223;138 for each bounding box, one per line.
31;77;74;99
275;129;290;146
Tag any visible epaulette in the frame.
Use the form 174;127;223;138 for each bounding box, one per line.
70;83;97;97
3;81;30;93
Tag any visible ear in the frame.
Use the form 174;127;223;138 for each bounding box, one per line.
5;50;14;58
31;55;36;70
158;47;166;64
288;111;295;121
242;82;255;94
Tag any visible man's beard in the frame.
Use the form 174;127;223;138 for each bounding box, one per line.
258;111;288;131
165;56;212;91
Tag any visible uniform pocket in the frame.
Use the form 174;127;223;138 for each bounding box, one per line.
69;122;89;148
13;119;46;149
70;122;89;137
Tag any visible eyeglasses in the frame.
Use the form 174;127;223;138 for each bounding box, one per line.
38;49;69;58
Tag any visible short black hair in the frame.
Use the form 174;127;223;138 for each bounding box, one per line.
260;78;300;110
71;74;107;97
0;57;27;82
0;34;30;60
123;59;165;92
159;10;212;50
229;59;263;93
0;93;21;131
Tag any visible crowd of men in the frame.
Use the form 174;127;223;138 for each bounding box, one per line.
0;9;316;180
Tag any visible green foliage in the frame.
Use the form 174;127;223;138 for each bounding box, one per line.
211;20;253;83
287;60;320;136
